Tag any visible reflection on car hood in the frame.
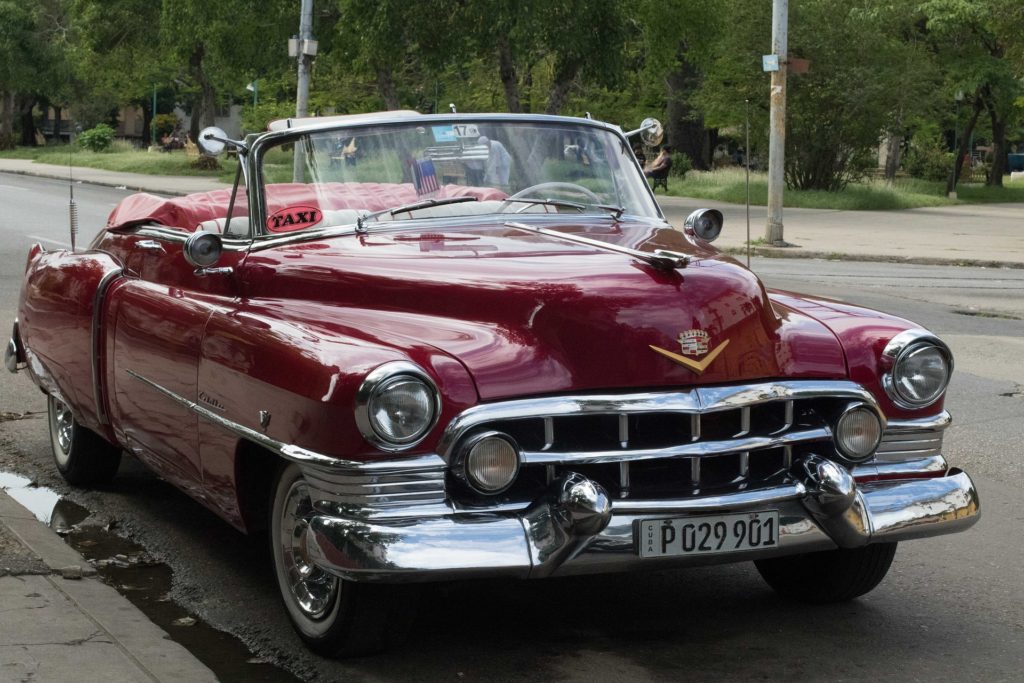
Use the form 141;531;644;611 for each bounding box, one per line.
241;219;848;400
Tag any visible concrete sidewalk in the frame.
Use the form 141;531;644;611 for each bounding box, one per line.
1;158;1020;267
656;195;1024;267
0;488;216;682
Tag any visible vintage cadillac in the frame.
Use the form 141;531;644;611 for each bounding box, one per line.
5;112;979;656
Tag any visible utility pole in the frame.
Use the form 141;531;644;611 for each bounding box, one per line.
765;0;788;246
293;0;314;182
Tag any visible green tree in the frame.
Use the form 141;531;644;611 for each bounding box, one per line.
922;0;1024;189
0;0;69;148
697;0;939;191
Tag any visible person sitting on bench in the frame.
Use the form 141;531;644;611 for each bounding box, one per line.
644;145;673;192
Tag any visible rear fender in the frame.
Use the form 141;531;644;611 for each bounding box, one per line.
17;249;124;436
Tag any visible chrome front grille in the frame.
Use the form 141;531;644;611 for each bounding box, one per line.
301;382;949;517
439;380;882;505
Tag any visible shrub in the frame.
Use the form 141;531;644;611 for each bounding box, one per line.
78;124;115;152
190;155;221;171
904;135;953;182
670;152;692;179
153;114;179;140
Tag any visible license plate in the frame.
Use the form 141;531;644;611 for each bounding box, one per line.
637;511;780;558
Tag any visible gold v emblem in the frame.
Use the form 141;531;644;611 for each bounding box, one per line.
649;339;730;375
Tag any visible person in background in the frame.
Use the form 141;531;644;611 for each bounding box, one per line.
478;135;512;188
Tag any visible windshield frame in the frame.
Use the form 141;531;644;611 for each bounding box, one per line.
245;113;665;239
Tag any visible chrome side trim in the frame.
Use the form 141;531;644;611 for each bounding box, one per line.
437;380;882;460
520;426;830;466
124;369;447;475
885;411;952;433
91;268;124;425
128;225;252;252
876;412;950;461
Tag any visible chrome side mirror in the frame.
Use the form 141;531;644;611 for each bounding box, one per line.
625;118;664;146
198;126;228;156
184;232;231;276
684;209;724;242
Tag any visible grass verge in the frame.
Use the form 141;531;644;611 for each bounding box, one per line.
0;145;237;183
659;168;1024;210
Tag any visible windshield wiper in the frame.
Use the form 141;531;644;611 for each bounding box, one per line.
355;196;478;233
502;197;587;213
502;197;625;219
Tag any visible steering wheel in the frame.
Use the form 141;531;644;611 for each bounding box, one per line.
506;182;602;204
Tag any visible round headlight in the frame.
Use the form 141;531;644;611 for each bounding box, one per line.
883;331;953;409
463;433;520;494
835;405;882;462
893;344;950;406
356;362;439;450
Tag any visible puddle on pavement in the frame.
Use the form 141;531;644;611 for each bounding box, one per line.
0;470;299;683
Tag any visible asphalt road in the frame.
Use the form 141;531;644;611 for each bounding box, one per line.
1;173;1022;681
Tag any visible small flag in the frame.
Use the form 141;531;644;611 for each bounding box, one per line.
411;158;440;196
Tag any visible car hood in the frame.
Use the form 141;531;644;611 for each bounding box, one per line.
240;219;848;400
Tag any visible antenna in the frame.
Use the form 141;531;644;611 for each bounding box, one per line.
745;98;751;269
69;139;78;252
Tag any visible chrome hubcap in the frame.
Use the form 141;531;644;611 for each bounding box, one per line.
51;397;74;462
279;481;338;620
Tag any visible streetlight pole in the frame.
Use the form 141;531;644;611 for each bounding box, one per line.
765;0;788;246
293;0;314;182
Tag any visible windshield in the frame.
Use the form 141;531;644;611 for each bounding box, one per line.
256;117;660;235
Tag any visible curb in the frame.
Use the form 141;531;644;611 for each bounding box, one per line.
721;246;1024;270
0;489;217;682
0;167;208;197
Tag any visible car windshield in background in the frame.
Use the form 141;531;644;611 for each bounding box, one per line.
256;119;660;234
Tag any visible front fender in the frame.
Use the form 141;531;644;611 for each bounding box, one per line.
198;303;479;461
769;290;943;419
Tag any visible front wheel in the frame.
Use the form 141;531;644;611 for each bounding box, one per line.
754;543;897;603
48;394;121;487
270;463;414;657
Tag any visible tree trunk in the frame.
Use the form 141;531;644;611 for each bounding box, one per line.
883;134;902;181
53;105;62;141
496;35;521;113
188;43;217;143
0;91;15;149
545;58;578;115
375;66;400;110
666;46;711;170
985;100;1006;188
946;93;984;195
19;96;37;146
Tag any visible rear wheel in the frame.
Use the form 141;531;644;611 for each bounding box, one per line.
270;463;414;657
48;394;121;487
755;543;897;603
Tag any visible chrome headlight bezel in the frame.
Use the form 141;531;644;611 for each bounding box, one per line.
881;330;953;410
455;431;522;495
355;361;441;451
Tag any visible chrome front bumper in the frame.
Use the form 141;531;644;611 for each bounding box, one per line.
303;455;980;583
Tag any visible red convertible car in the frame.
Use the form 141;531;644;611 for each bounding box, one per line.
5;112;978;656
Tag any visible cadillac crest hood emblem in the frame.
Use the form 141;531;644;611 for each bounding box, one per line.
678;330;710;356
649;329;730;374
